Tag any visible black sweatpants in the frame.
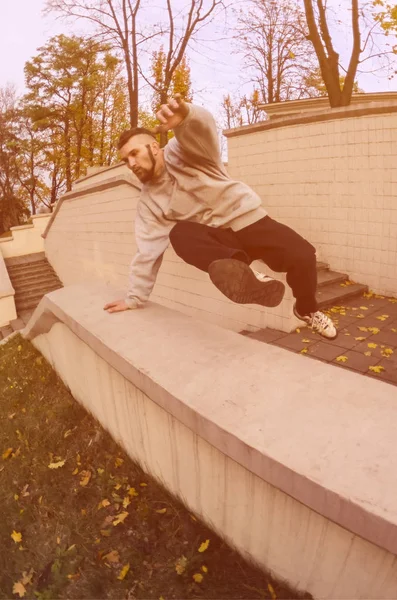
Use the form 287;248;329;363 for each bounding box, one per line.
169;216;318;316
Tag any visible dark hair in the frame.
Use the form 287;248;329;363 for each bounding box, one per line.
117;127;156;150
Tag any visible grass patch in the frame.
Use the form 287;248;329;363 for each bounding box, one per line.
0;334;311;600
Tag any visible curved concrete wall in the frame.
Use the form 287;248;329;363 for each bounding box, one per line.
225;102;397;297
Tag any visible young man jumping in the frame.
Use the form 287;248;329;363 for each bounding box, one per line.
104;95;337;340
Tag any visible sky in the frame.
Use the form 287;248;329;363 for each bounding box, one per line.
1;0;396;118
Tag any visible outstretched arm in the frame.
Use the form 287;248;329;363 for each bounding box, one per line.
153;95;222;165
104;202;173;313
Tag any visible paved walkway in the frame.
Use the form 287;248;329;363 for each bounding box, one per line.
243;291;397;387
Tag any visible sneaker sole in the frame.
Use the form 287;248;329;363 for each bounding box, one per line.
208;259;285;308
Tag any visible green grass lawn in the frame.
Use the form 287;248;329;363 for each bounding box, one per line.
0;334;310;600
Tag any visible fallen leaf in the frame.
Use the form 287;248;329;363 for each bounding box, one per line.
156;508;167;514
376;315;389;321
202;565;208;573
112;511;129;526
12;582;26;598
8;413;16;420
193;573;203;583
359;307;368;310
175;555;187;575
368;343;378;349
103;550;120;563
72;468;79;475
98;499;111;510
300;348;308;354
122;497;131;509
48;460;65;469
295;328;301;333
97;468;104;475
336;356;348;363
79;470;91;487
11;531;22;543
3;448;13;459
368;327;380;335
302;338;311;343
139;482;147;487
358;327;368;332
115;458;124;468
268;583;277;600
128;487;138;497
117;563;130;580
198;539;210;553
382;348;394;357
21;568;34;586
100;529;111;537
355;337;366;341
369;365;385;374
67;573;80;581
364;351;372;357
64;430;72;438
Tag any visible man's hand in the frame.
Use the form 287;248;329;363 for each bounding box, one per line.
153;94;189;134
104;299;130;313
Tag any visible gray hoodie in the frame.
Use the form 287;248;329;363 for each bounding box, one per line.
125;104;267;308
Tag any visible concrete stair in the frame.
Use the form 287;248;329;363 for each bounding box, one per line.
5;252;63;314
315;261;368;308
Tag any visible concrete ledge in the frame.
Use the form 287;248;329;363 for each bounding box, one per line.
224;102;397;137
24;283;397;552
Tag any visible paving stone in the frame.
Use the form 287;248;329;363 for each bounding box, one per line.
367;359;397;384
324;330;362;350
332;350;381;373
244;328;286;344
274;332;319;353
353;340;397;361
375;329;397;347
307;341;348;362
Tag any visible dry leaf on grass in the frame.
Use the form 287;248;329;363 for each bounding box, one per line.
156;508;167;514
117;563;130;580
12;582;26;598
79;470;91;487
48;459;65;469
112;511;129;526
11;531;22;543
268;583;277;600
193;573;203;583
3;448;13;459
98;499;110;510
103;550;120;563
198;539;210;553
175;555;187;575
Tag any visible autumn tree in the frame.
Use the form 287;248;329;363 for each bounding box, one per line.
222;89;262;129
0;86;29;233
45;0;143;127
302;0;396;106
24;35;128;191
234;0;318;104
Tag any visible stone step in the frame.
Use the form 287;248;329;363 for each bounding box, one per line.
316;261;329;272
317;269;348;288
11;274;61;291
0;325;13;340
15;283;62;302
4;252;45;266
316;282;368;308
7;260;50;275
10;318;25;332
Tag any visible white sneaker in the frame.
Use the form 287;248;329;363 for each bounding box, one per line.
294;304;338;340
208;259;285;307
